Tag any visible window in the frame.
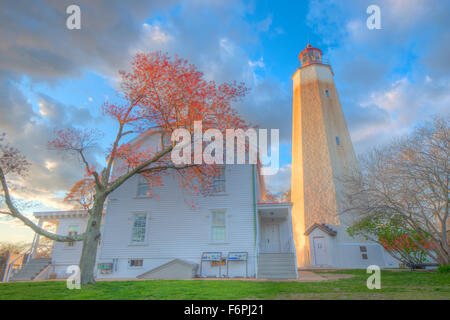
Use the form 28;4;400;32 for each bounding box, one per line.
66;225;79;247
325;90;330;97
131;214;147;243
161;133;172;148
362;254;368;260
212;166;226;193
98;225;104;247
211;210;226;241
128;259;143;267
201;166;226;195
137;175;149;197
360;246;367;252
335;136;341;146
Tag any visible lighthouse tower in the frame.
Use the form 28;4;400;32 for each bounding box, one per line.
291;44;359;267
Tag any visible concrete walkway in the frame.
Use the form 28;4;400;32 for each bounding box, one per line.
2;271;355;283
297;271;328;281
94;271;353;282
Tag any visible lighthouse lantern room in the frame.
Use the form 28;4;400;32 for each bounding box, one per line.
298;44;323;67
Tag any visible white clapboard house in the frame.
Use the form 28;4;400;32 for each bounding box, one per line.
5;131;298;281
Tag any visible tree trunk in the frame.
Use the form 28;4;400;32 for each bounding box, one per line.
79;194;105;285
441;222;449;265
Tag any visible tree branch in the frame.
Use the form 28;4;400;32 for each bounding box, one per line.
79;149;101;187
0;167;84;242
105;145;174;194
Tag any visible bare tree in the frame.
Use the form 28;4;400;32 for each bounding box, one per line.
262;189;290;203
343;115;449;266
0;241;31;256
281;189;291;203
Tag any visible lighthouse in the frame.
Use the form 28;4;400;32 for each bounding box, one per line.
291;44;360;267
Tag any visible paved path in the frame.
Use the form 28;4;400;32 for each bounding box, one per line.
95;271;352;282
4;271;355;283
297;271;328;281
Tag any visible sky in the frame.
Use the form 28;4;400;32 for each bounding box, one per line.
0;0;449;243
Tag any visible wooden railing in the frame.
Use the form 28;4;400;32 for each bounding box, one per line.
2;248;32;282
2;245;52;282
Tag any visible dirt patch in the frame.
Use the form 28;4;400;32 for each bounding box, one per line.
318;273;356;281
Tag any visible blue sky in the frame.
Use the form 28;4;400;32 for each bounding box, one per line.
0;0;449;242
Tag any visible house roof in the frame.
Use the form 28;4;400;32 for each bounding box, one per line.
304;223;337;237
125;129;269;202
257;202;293;208
33;210;89;219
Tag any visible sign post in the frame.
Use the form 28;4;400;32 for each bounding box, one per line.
200;252;222;278
226;252;248;278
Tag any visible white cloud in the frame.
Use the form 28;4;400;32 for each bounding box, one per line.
38;102;47;115
219;38;235;56
143;24;173;45
307;0;450;155
257;15;273;32
0;0;180;80
248;57;265;68
45;160;58;171
264;164;291;194
0;217;31;228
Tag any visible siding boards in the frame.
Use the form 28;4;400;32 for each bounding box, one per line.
98;164;257;277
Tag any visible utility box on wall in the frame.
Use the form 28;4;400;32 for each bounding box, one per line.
97;263;113;275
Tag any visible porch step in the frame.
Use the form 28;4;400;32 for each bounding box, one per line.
258;253;295;259
9;258;51;282
257;253;297;279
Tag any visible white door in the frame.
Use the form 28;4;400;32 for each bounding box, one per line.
261;223;281;253
313;237;327;265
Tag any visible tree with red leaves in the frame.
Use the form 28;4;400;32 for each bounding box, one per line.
0;52;248;284
64;178;96;210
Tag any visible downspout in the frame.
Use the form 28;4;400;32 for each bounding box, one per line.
252;164;257;244
252;164;258;278
1;252;10;282
30;218;43;259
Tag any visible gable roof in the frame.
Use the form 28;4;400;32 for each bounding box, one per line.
125;129;269;199
304;223;337;237
33;210;89;219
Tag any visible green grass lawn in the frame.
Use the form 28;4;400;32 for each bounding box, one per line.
0;270;448;300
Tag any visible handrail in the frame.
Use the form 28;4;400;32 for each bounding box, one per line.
2;247;32;282
34;244;52;259
2;244;53;282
